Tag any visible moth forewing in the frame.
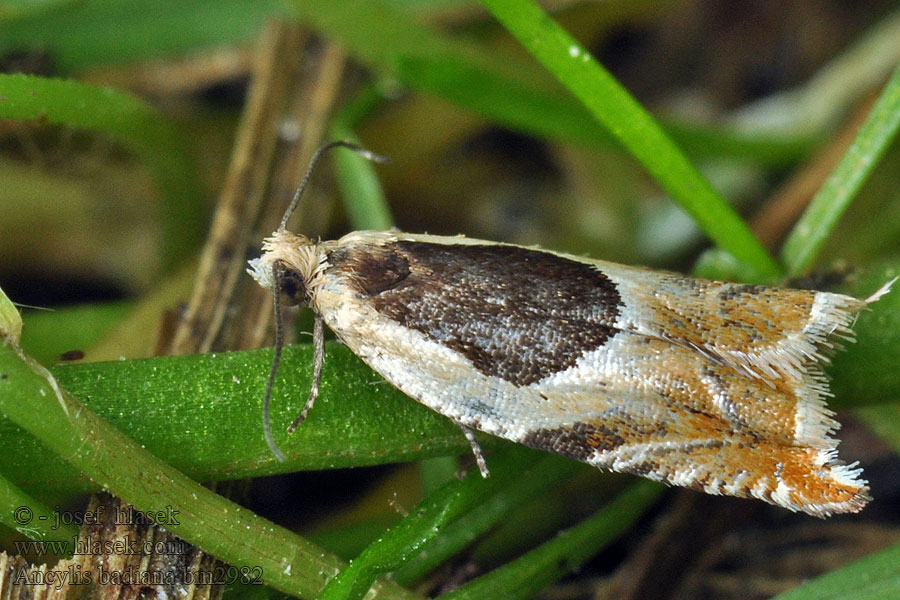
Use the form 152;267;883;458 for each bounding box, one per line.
249;229;895;517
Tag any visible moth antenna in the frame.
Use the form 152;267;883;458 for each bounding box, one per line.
263;263;288;462
264;141;388;460
278;140;390;232
287;314;325;433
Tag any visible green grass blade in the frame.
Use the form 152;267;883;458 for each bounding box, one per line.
0;0;286;72
2;344;472;497
0;471;79;549
290;0;780;278
320;448;570;599
0;73;201;270
290;1;810;171
0;341;422;600
290;0;610;147
331;86;395;230
780;63;900;275
391;455;582;585
318;477;465;600
478;0;780;281
772;541;900;600
438;480;662;600
0;289;81;547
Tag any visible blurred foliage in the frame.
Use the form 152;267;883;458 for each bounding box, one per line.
1;1;899;599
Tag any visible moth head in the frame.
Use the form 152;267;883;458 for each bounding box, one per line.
248;140;388;306
247;229;322;305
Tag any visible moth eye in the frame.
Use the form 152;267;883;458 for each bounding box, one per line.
278;269;308;306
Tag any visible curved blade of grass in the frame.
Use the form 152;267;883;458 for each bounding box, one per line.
318;475;464;600
331;86;395;231
780;63;900;276
0;73;200;270
438;480;662;600
0;341;423;600
0;470;79;549
289;0;811;169
2;343;473;496
290;0;611;148
478;0;779;281
290;0;779;279
0;289;76;546
392;454;583;586
772;541;900;600
0;0;287;72
319;448;559;600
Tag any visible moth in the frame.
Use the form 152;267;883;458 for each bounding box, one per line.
249;142;894;517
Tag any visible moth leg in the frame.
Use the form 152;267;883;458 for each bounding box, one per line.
455;421;490;478
288;314;325;434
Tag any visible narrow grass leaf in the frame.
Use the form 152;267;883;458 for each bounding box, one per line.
479;0;780;281
0;73;201;270
0;342;423;600
331;86;395;230
780;63;900;275
438;480;662;600
773;541;900;600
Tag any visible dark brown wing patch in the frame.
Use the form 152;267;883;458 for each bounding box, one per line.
330;241;623;386
521;422;627;460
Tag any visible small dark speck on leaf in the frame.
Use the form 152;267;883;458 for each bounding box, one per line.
58;349;86;362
